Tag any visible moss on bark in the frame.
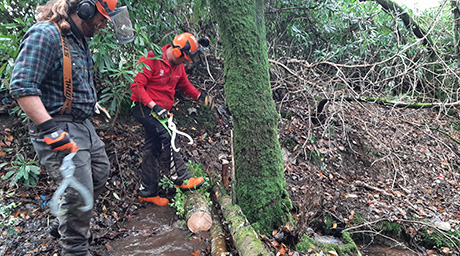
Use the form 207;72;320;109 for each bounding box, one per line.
210;0;292;235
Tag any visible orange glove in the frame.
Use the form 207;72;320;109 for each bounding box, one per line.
39;119;79;152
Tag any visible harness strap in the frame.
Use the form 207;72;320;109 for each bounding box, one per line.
52;22;73;115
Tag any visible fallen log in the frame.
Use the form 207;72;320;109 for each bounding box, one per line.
184;191;212;232
210;209;230;256
209;169;273;256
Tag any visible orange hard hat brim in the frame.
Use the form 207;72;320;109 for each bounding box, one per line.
96;1;112;22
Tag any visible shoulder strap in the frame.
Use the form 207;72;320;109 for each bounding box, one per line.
51;22;73;115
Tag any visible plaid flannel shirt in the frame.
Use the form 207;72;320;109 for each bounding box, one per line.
10;21;97;120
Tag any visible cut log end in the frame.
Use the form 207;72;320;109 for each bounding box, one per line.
187;211;212;232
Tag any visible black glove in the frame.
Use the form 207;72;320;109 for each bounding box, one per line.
39;119;79;152
152;104;170;119
198;92;215;108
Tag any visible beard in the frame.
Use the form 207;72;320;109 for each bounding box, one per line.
80;18;101;38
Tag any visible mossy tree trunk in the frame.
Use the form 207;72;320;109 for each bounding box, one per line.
209;0;292;235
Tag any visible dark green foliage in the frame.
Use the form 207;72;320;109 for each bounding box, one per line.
296;231;361;256
1;154;41;187
375;221;403;234
421;227;460;249
159;161;211;218
0;199;20;248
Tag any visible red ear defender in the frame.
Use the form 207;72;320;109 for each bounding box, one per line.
172;47;183;58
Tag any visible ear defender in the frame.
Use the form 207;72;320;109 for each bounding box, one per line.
77;0;98;20
172;47;183;59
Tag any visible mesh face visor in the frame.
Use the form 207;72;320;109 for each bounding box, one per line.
103;4;134;44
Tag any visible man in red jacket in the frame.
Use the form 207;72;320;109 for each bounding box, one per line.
130;32;214;206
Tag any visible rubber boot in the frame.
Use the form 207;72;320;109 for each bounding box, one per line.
138;195;170;206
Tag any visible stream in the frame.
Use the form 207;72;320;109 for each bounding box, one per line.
108;204;208;255
108;204;419;256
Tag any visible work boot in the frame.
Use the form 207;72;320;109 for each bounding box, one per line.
47;219;93;243
138;196;170;206
176;177;205;191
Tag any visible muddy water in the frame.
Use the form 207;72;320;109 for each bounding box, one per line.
108;204;208;256
359;245;419;256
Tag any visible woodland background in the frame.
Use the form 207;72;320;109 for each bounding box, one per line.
1;0;460;255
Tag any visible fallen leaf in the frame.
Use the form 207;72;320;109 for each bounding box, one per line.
328;251;338;256
105;243;113;251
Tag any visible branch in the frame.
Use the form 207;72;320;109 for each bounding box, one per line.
360;0;434;47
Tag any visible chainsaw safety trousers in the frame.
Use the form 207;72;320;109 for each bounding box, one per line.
132;103;192;196
29;119;110;256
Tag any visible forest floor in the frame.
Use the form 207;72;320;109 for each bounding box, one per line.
1;85;460;255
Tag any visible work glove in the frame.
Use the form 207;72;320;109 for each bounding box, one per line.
94;102;111;121
198;92;215;108
39;119;79;153
152;104;170;119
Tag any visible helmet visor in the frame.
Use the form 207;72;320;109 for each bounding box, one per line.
96;2;134;44
109;6;134;44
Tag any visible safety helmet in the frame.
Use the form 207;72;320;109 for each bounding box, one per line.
96;0;117;21
172;32;199;61
77;0;117;22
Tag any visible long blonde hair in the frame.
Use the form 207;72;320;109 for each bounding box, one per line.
36;0;80;32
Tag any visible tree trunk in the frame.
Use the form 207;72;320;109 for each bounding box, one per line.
209;0;292;235
184;192;212;232
452;0;460;63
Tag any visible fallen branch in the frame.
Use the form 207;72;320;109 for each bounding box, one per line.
209;169;274;256
210;209;230;256
354;180;390;196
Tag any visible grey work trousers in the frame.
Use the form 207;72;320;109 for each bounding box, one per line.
30;119;110;256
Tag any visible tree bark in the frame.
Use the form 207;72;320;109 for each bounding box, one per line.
209;0;292;235
210;210;230;256
209;169;273;256
184;192;212;232
452;0;460;62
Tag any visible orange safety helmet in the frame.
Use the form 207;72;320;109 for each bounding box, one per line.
172;32;199;61
77;0;117;21
96;0;117;21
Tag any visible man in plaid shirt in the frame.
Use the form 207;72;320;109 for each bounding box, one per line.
9;0;127;255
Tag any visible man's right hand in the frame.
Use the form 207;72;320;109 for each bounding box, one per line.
39;119;79;152
152;104;170;119
43;129;79;152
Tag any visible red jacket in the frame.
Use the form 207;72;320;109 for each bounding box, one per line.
130;44;200;110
